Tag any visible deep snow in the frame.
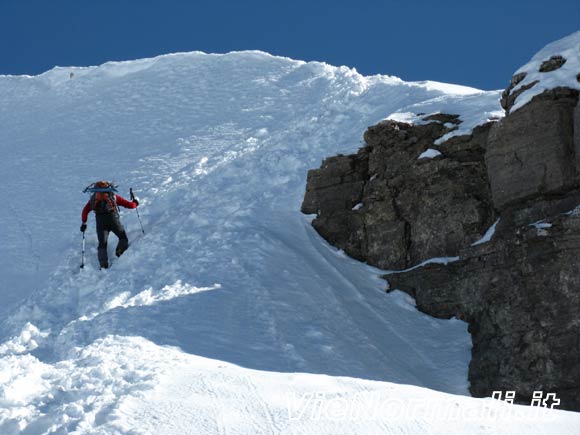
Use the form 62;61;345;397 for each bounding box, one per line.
1;49;578;434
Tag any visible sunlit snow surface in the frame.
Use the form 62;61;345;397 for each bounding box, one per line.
1;51;578;433
510;30;580;112
418;148;442;160
387;91;504;145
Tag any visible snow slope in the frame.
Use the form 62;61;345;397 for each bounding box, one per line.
1;51;577;433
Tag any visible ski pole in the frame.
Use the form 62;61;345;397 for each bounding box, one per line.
80;231;86;269
130;188;145;234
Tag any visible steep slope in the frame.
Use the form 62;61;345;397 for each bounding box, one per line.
1;51;577;433
301;31;580;412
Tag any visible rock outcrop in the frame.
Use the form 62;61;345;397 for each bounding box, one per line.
387;207;580;409
487;87;580;210
302;74;580;408
539;55;567;73
302;117;496;270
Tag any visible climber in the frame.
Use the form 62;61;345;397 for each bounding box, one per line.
80;181;139;269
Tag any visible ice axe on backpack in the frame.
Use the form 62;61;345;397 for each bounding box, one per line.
130;188;145;234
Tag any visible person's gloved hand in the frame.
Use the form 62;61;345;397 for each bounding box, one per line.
133;199;139;207
80;223;87;233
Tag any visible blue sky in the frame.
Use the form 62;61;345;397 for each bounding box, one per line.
0;0;578;90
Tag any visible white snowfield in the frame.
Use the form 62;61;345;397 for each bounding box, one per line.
1;48;578;434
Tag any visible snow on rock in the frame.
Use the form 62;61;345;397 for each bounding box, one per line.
530;221;553;237
530;221;553;230
387;90;504;145
472;219;500;246
384;257;460;277
405;80;483;96
509;30;580;112
418;148;442;160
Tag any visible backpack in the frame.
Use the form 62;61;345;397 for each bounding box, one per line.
84;181;119;215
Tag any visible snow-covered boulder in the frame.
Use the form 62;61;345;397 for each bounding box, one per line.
500;30;580;114
488;30;580;210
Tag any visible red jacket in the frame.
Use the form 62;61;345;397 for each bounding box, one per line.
82;195;137;222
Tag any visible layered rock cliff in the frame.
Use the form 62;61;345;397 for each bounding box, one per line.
301;116;497;270
301;31;580;410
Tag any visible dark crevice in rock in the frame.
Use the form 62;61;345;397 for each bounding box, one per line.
390;186;413;268
500;72;526;112
513;151;524;168
422;113;462;125
501;80;539;114
498;189;580;231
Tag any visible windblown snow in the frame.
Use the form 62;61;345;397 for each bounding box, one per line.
1;49;578;434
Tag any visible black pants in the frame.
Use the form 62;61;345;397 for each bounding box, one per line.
96;213;129;267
